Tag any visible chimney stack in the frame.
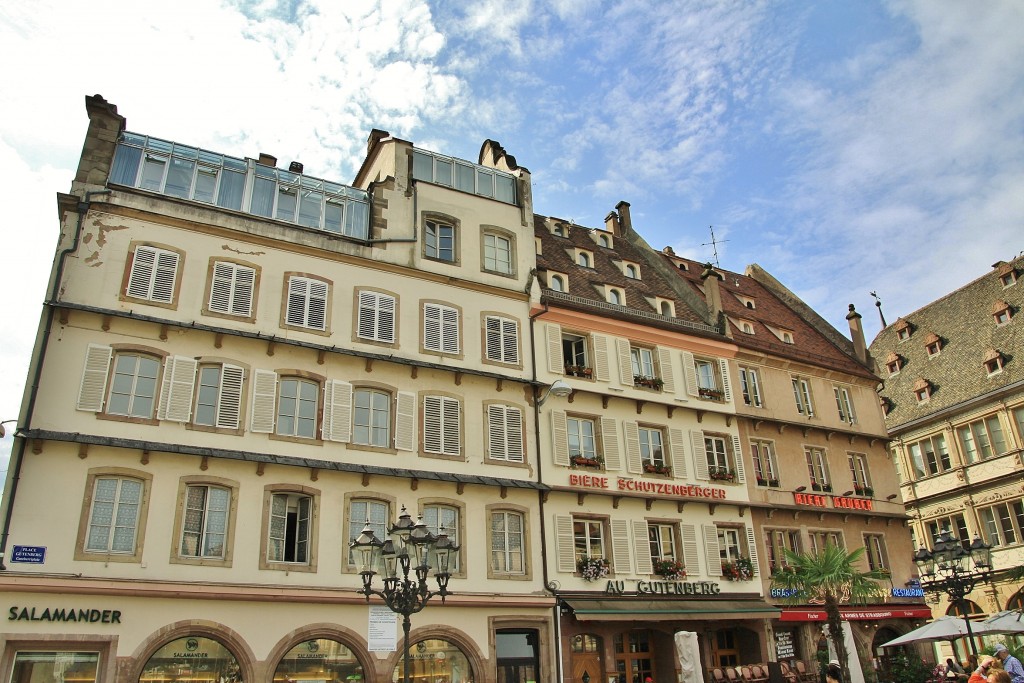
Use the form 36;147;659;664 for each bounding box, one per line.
700;263;725;321
604;212;620;235
847;304;868;365
615;201;632;234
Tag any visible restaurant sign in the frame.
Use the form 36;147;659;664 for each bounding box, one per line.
606;580;722;596
570;474;727;500
793;493;873;511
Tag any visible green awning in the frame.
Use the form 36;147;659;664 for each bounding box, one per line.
566;599;782;622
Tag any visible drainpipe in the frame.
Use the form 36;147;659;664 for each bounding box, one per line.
0;189;110;569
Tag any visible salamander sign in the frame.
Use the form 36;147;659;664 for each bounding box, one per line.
8;606;122;623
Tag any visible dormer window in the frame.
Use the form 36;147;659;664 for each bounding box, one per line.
553;223;568;237
577;251;592;268
880;397;892;416
608;288;624;305
765;324;794;344
992;300;1012;325
782;331;794;344
597;233;611;248
913;378;932;404
624;263;640;279
894;318;912;341
549;273;566;292
655;299;675;317
885;351;902;376
734;294;756;309
924;333;942;358
735;319;755;334
984;349;1004;376
677;262;688;272
995;262;1017;287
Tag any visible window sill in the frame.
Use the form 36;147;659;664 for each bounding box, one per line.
96;412;160;427
269;433;323;446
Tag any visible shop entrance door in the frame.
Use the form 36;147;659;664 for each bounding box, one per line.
614;630;653;683
710;629;739;668
570;634;604;683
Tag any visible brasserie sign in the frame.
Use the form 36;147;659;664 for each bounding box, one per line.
606;580;722;596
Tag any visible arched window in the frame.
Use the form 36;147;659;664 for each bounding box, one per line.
274;639;364;683
625;264;638;279
393;639;473;683
578;252;591;268
608;290;622;305
598;234;610;247
141;637;242;683
550;275;565;292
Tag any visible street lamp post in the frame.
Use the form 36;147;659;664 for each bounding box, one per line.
913;529;993;657
349;506;458;683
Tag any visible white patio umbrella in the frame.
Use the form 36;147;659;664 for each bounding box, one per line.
984;610;1024;634
881;616;999;648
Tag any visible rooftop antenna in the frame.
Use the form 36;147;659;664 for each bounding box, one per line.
702;226;728;268
870;291;887;328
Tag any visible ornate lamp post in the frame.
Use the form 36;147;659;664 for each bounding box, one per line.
913;529;993;657
350;506;458;683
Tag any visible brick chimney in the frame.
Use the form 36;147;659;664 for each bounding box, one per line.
847;304;868;365
615;201;632;235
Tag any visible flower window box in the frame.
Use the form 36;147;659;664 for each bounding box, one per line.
721;557;754;581
565;365;593;378
709;467;736;482
643;464;672;476
571;454;603;469
653;559;687;581
698;387;725;401
633;375;664;390
577;556;610;582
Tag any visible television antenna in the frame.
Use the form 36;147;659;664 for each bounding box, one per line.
702;226;728;268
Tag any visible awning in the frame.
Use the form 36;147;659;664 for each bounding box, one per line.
566;599;782;622
779;607;933;622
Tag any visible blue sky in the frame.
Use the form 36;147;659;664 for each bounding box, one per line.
1;0;1023;476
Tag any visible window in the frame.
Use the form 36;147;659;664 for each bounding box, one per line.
411;149;516;204
483;232;513;274
490;509;526;575
597;233;611;247
423;504;460;570
578;252;591;268
284;275;328;331
914;381;931;403
834;386;856;423
978;500;1024;547
705;435;732;480
126;245;180;304
423;303;460;354
896;323;911;341
423;395;460;456
740;321;754;334
1000;271;1017;287
1014;406;1024;443
549;274;565;291
277;378;318;439
993;301;1013;325
807;531;844;555
85;476;143;554
573;518;606;565
764;529;801;571
695;358;723;400
886;353;902;376
425;220;455;262
640;427;666;470
805;447;831;491
485;315;519;364
925;516;969;551
208;261;256;318
194;364;245;430
660;301;673;316
631;347;656;380
739;366;763;407
9;653;99;683
562;333;590;375
925;339;942;357
717;527;742;563
792;377;814;416
984;350;1005;376
907;434;950;478
486;404;524;463
180;484;230;559
751;440;778;486
608;288;623;305
568;417;598;462
957;416;1007;462
354;388;391;447
864;534;889;571
348;499;389;565
104;352;161;418
625;263;639;279
356;291;396;343
267;491;312;564
848;453;871;494
648;523;678;563
782;331;794;344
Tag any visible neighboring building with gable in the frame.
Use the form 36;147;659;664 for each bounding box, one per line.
870;254;1024;624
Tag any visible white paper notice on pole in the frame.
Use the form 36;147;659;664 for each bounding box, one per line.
368;606;398;652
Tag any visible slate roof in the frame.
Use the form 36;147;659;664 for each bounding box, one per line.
868;254;1024;430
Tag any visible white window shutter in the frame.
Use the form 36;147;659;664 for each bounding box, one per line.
691;430;709;480
719;359;733;402
286;277;308;327
209;262;234;314
624;421;642;474
592;334;610;381
555;514;575;573
669;428;689;479
633;520;654;575
77;344;112;412
395;391;416;451
704;524;723;576
611;519;632;574
551;410;570;467
159;356;197;422
657;346;676;393
151;250;179;303
250;369;278;433
377;294;396;342
504;406;524;462
126;247;156;299
424;396;442;454
322;380;352;443
442;306;459;353
307;280;328;330
600;417;622;471
502;318;519;364
681;524;699;574
616;338;633;385
488;405;524;462
424;304;443;351
682;351;698;397
216;365;244;429
232;265;255;316
732;434;746;483
545;323;563;374
745;525;760;576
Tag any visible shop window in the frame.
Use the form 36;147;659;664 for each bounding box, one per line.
273;639;364;683
496;630;540;683
125;244;182;305
489;508;527;576
957;415;1007;462
141;637;242;683
393;639;473;683
10;653;99;683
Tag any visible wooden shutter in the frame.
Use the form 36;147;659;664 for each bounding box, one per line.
600;417;622;471
551;410;570;467
657;346;676;393
209;262;234;314
357;291;394;342
745;525;761;576
322;380;352;443
306;279;328;330
719;359;733;403
681;351;698;397
732;434;746;483
616;338;633;385
126;246;156;299
681;524;699;574
611;519;632;574
395;391;416;451
423;396;460;455
488;405;524;462
691;430;709;480
77;344;112;412
554;514;575;573
592;333;610;381
286;277;308;327
127;246;178;302
545;323;563;374
441;306;459;353
669;428;689;479
151;250;179;303
216;364;244;429
633;520;654;575
250;369;277;433
703;524;723;576
159;355;197;422
504;406;524;462
624;421;642;474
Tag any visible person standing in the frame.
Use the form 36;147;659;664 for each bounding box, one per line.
993;644;1024;683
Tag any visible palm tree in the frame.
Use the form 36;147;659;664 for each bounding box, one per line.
771;543;889;682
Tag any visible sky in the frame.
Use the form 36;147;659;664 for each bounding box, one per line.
1;0;1023;481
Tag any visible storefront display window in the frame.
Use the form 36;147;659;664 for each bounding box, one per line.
391;639;472;683
139;637;241;683
614;632;652;683
273;639;363;683
10;652;99;683
495;631;538;683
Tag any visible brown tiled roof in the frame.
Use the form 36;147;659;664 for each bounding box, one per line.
869;253;1024;429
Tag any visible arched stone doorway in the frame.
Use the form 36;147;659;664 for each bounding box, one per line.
872;627;904;682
